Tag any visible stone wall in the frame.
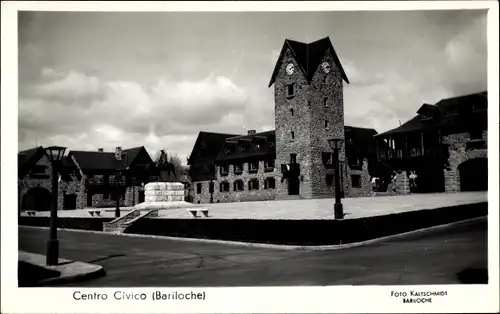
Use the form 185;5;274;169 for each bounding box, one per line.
443;131;488;192
192;161;278;204
274;48;314;199
273;47;347;199
145;182;185;202
19;154;54;211
19;154;81;211
346;159;372;197
125;185;144;206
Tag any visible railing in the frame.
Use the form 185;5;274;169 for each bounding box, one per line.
378;147;442;160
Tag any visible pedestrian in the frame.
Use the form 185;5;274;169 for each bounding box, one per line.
409;171;418;192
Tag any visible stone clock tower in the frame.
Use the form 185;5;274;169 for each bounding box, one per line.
268;37;350;199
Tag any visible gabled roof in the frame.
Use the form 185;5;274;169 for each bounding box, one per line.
345;126;379;154
69;146;150;171
187;131;240;165
215;130;276;162
376;91;487;137
268;37;349;87
435;91;487;113
18;146;47;178
416;103;441;116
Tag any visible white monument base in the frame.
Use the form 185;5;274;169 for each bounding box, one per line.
134;182;199;211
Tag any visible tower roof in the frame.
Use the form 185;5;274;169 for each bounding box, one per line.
268;37;349;87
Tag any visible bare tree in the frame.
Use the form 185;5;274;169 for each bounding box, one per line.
153;149;187;182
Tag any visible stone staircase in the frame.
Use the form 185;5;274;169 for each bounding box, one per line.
102;209;158;234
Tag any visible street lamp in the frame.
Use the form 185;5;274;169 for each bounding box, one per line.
328;139;344;220
44;145;67;266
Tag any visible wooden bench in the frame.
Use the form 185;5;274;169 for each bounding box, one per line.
26;211;36;216
88;210;102;217
187;208;209;218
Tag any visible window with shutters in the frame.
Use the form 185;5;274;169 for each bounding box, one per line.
233;163;243;175
264;177;275;189
248;160;259;174
219;181;230;192
233;180;244;191
248;178;260;191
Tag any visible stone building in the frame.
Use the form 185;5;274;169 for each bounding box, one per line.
375;91;488;193
187;37;390;204
18;146;164;211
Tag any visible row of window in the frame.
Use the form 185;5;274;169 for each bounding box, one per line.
196;178;276;194
195;174;361;194
219;160;275;176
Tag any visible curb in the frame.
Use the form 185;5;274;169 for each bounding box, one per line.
19;215;487;251
18;251;106;286
39;267;106;286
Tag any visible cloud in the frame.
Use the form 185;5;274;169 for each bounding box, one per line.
18;69;252;162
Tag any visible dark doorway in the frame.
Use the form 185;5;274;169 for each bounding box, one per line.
63;194;77;209
138;190;145;203
22;187;51;211
288;175;300;195
415;164;445;193
458;158;488;191
87;192;93;207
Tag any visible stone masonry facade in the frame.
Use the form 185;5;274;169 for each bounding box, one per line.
443;130;488;192
192;161;279;204
19;154;81;211
191;44;374;204
274;48;352;199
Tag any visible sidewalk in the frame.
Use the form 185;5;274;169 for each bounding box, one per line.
18;251;105;286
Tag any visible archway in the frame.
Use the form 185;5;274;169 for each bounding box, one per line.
22;187;51;211
458;158;488;191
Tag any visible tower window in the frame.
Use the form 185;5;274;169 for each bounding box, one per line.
326;174;334;186
290;108;294;116
324;97;329;108
325;120;330;130
287;84;294;97
291;131;295;140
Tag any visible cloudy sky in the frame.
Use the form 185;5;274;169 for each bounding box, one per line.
18;9;487;163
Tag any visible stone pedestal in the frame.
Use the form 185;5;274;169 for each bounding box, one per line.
145;182;185;202
134;182;196;211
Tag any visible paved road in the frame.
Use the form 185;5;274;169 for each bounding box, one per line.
18;218;487;286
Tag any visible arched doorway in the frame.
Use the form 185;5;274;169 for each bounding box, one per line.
458;158;488;191
22;187;51;211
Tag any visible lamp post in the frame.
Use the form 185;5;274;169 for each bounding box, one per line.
44;145;67;266
328;139;344;220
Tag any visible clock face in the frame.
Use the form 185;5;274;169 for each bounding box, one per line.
322;62;331;73
286;63;294;75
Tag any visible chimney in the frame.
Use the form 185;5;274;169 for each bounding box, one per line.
115;146;123;160
247;129;256;135
98;148;104;152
